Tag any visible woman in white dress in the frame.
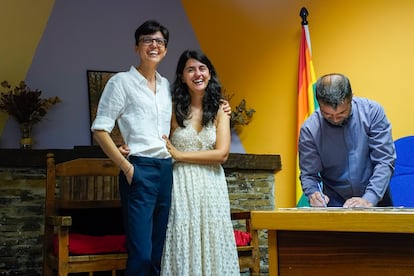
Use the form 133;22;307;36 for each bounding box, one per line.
161;49;240;276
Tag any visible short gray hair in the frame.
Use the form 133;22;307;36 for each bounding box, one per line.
315;73;352;108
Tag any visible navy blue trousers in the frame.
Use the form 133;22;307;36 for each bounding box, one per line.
119;156;173;276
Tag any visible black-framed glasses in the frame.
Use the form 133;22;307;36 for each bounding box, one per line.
139;37;167;47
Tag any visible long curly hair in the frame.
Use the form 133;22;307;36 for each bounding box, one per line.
171;50;223;128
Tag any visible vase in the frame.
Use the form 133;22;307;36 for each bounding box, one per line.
19;123;33;149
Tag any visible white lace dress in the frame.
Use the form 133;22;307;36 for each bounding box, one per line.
161;120;240;276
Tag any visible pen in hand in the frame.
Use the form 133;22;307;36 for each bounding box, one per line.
317;182;327;207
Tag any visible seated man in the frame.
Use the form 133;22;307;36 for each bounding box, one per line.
299;73;395;208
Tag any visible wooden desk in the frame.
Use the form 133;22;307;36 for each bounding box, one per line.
252;208;414;276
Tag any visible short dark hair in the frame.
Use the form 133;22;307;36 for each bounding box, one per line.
134;20;169;47
315;73;352;108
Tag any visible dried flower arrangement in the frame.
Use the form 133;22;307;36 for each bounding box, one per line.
224;90;256;129
0;80;61;148
0;81;61;124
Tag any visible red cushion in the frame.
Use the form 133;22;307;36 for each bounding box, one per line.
53;233;126;255
54;230;250;255
234;230;252;246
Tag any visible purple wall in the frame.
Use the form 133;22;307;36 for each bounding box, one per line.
1;0;200;149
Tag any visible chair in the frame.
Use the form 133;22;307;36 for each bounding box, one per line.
43;153;127;276
231;211;261;275
389;136;414;207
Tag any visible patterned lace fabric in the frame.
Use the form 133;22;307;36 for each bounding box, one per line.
161;120;240;276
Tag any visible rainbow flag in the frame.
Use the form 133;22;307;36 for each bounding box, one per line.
296;8;318;207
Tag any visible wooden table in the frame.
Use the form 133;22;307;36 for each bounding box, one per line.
251;208;414;276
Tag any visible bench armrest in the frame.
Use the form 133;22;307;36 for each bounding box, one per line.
45;215;72;226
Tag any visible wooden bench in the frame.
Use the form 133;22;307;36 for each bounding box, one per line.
43;153;260;275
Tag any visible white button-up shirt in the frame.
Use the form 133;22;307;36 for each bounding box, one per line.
91;66;172;159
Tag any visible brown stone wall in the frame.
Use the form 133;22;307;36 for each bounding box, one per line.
0;169;45;275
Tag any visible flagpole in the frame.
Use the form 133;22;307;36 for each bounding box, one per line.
296;6;317;206
300;7;312;54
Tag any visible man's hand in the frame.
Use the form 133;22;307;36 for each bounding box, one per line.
309;191;329;207
343;197;373;208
